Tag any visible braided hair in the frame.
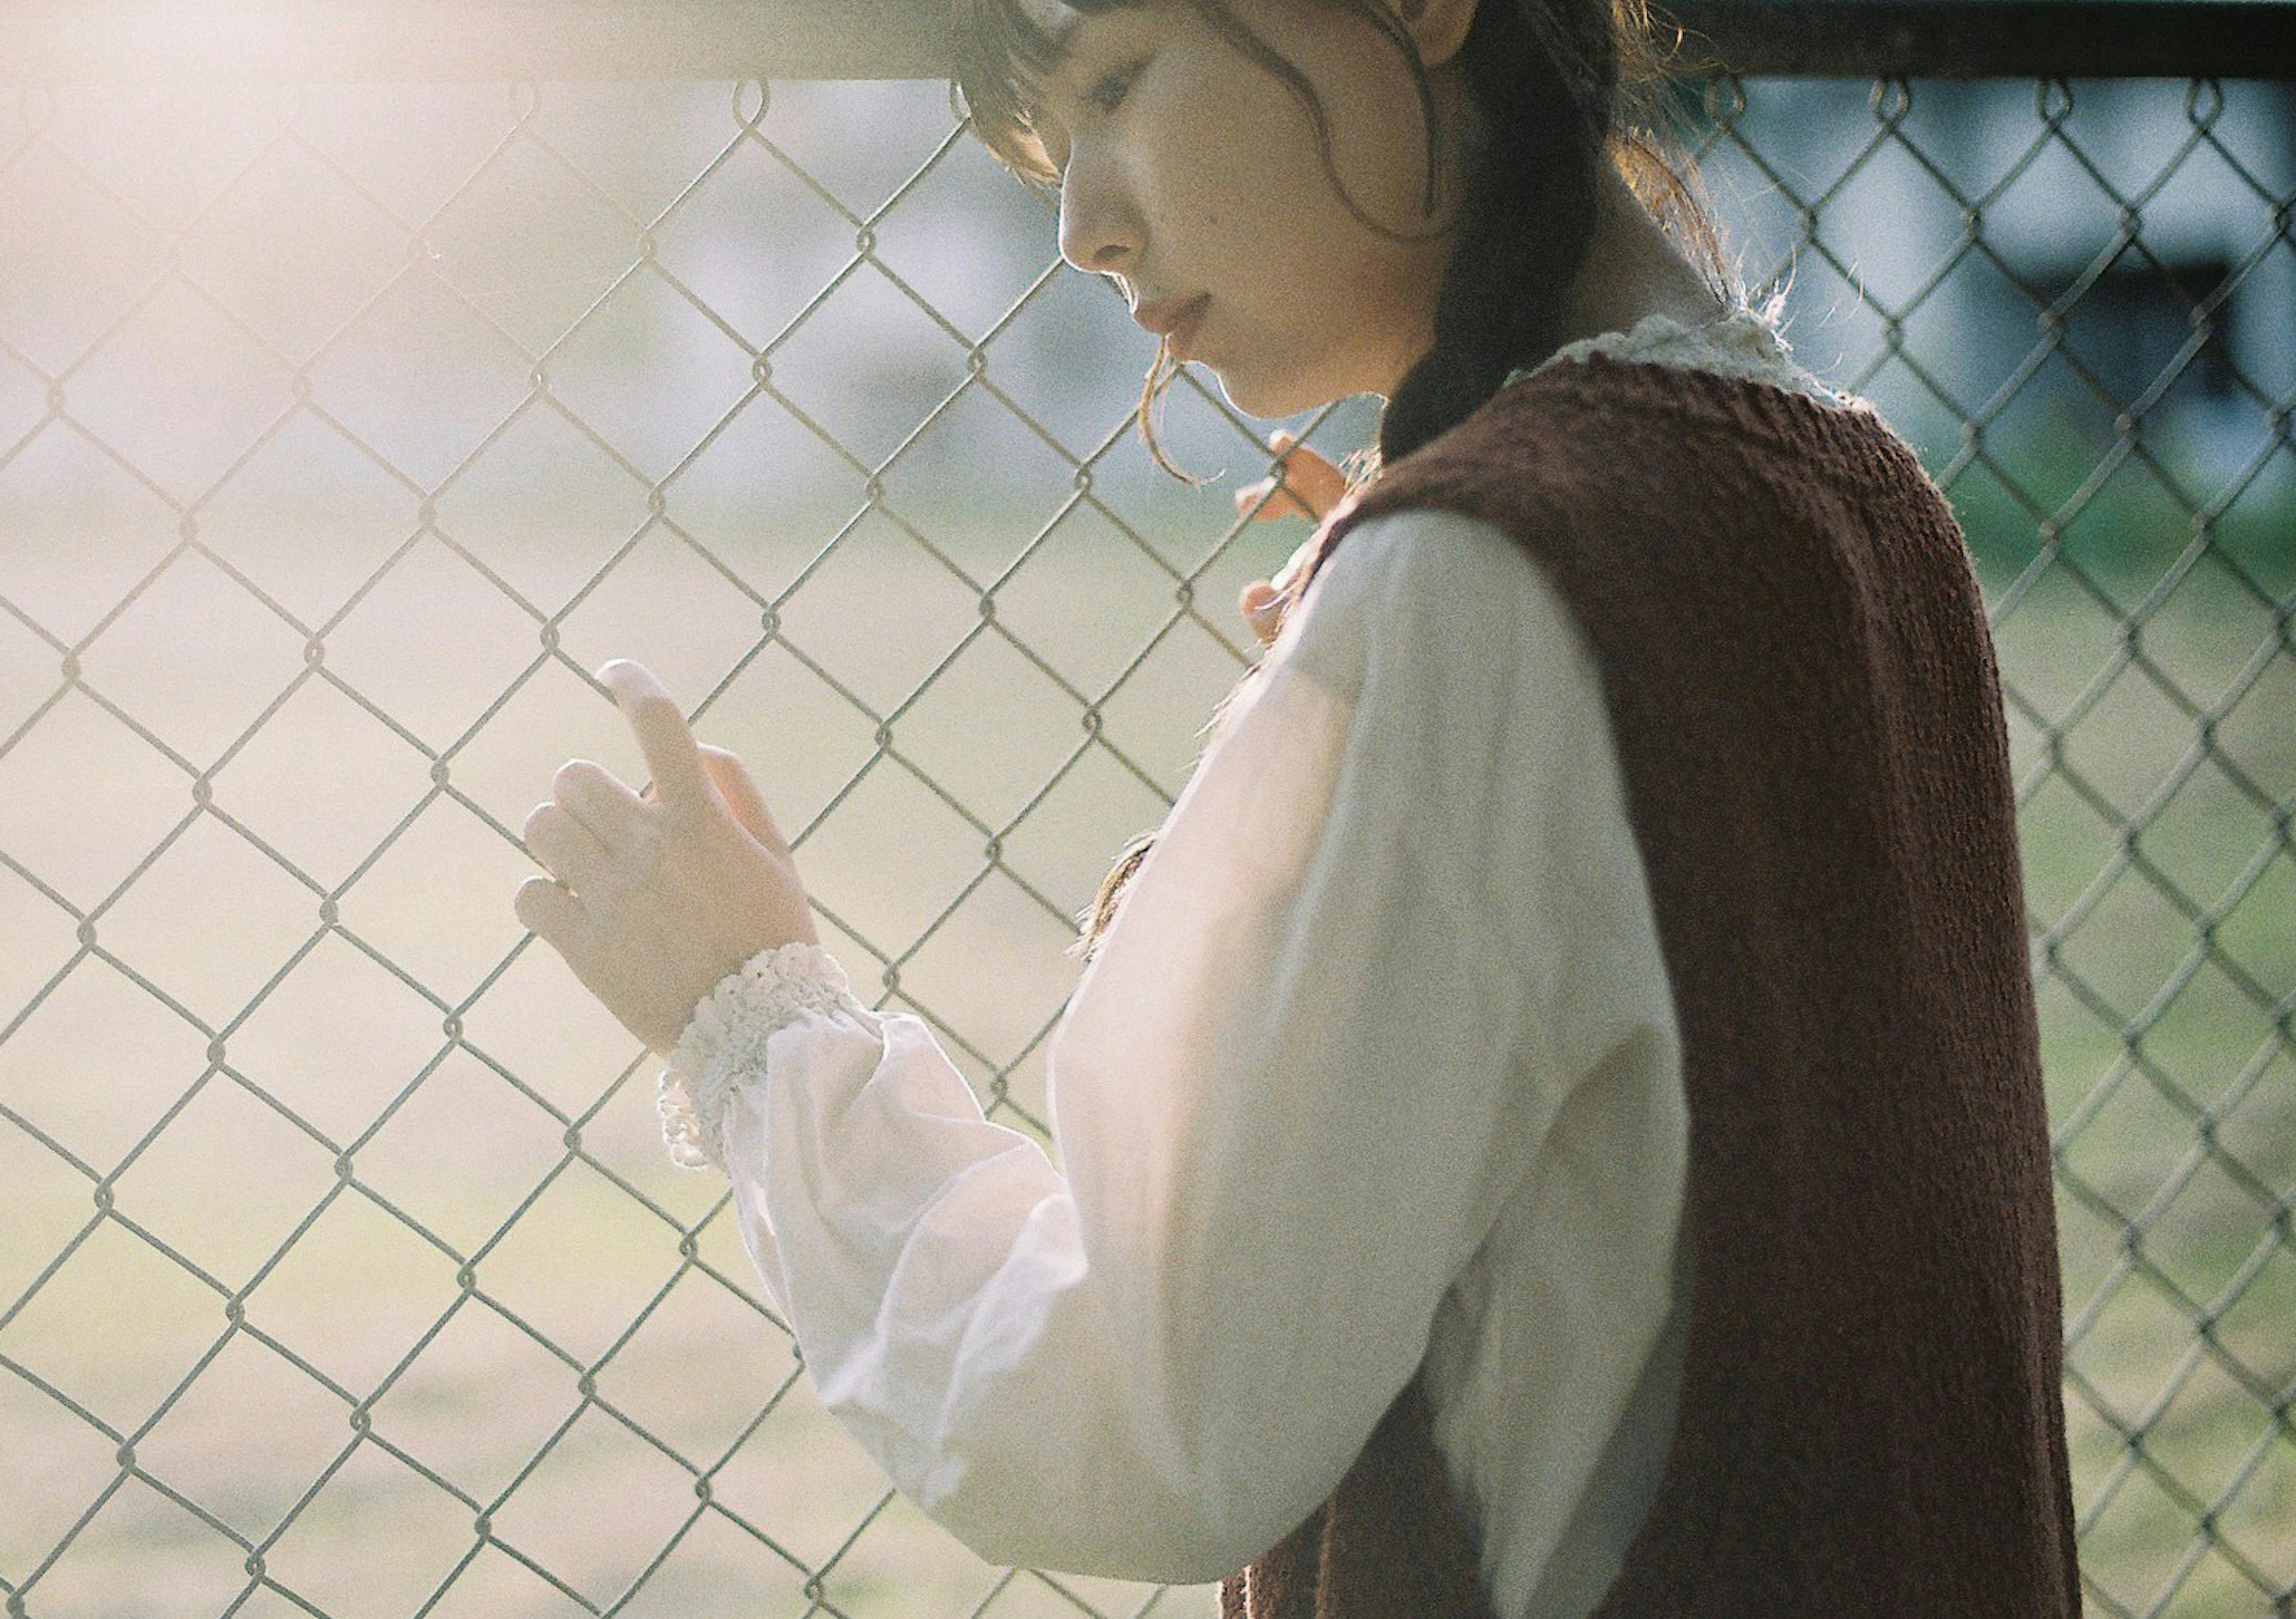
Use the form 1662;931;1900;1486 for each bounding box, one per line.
1381;0;1732;462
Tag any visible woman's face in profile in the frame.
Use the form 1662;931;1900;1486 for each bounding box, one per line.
1022;0;1469;415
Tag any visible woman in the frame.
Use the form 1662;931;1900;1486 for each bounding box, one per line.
514;0;2081;1613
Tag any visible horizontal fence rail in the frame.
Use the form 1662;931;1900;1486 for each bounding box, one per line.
5;0;2296;80
1669;1;2296;80
0;7;2291;1619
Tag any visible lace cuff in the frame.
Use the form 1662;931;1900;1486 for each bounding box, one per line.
659;941;862;1171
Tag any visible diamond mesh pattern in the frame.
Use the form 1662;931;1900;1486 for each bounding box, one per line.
1;59;2290;1619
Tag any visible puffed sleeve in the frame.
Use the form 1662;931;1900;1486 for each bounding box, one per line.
666;510;1625;1582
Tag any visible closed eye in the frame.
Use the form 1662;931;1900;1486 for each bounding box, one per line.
1030;50;1149;179
1083;58;1147;115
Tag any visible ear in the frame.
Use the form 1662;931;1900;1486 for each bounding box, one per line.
1392;0;1480;68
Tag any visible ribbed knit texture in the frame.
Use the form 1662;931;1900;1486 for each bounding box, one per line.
1223;355;2080;1619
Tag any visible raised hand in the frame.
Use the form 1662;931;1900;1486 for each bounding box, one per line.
1234;431;1348;648
1232;429;1348;526
514;661;817;1054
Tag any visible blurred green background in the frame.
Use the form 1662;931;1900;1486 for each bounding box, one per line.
0;63;2289;1619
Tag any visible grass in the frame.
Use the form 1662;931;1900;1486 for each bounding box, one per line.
0;449;2289;1618
0;511;1282;1619
1951;422;2296;1619
1;54;2288;1619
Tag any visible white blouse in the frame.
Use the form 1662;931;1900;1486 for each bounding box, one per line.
662;310;1845;1618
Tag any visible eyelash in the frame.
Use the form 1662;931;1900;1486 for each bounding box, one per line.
1083;59;1146;115
1034;54;1145;177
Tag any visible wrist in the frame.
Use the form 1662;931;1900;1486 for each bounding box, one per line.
658;941;857;1170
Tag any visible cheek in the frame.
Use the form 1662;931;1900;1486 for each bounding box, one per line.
1156;41;1324;215
1279;23;1441;234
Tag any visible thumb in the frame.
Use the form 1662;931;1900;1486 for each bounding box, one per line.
700;745;792;858
1239;580;1289;647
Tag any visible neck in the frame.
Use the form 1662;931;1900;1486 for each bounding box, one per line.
1374;164;1732;404
1555;166;1731;347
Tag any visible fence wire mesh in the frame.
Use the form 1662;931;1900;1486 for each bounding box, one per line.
0;38;2289;1619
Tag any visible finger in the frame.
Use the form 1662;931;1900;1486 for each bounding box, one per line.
523;800;611;891
1272;534;1321;595
1236;431;1311;523
600;661;709;816
552;759;646;847
514;873;591;947
1235;471;1319;524
700;745;793;859
1275;441;1348;520
1239;580;1289;647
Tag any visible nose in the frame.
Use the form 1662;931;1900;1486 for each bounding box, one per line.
1057;143;1141;278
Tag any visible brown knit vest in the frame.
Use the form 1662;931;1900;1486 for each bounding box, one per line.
1222;356;2079;1619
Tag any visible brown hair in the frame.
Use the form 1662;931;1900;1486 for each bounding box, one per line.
952;0;1732;949
1377;0;1733;461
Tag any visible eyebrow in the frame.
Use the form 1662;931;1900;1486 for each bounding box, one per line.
1029;4;1087;72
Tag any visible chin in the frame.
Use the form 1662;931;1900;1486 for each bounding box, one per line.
1211;365;1338;422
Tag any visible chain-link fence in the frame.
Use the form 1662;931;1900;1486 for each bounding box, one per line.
0;5;2290;1617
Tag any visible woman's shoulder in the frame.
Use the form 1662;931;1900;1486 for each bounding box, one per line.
1339;306;1940;573
1283;504;1596;700
1276;309;1885;690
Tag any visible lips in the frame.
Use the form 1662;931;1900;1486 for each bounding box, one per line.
1132;293;1209;358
